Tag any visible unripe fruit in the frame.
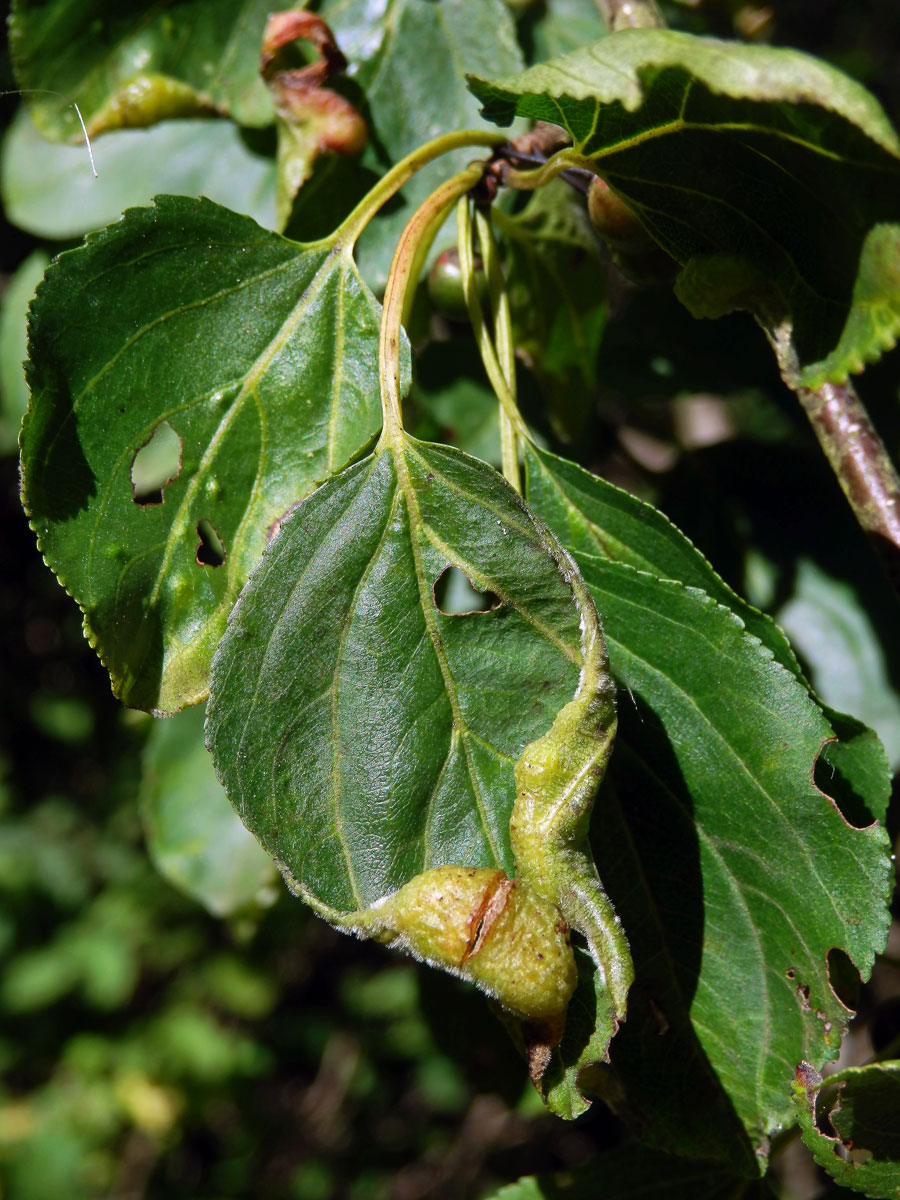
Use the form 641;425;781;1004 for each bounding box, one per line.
587;176;678;286
587;177;652;253
427;249;488;322
373;866;577;1027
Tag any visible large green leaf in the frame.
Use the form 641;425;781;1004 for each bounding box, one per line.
778;558;900;772
295;0;523;289
141;704;277;917
2;108;277;239
793;1061;900;1197
206;438;583;911
581;556;891;1161
468;29;900;386
206;434;636;1104
523;443;892;827
21;195;407;713
9;0;274;141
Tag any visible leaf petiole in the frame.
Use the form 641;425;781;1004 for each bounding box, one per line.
455;197;530;451
498;147;580;193
472;206;521;492
378;165;487;438
337;129;506;249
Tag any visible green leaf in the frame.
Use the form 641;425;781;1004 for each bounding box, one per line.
526;0;608;64
793;1061;900;1197
468;29;900;386
523;442;800;671
21;195;407;713
778;558;900;773
141;704;277;917
298;0;523;289
497;181;607;442
581;557;892;1161
2;108;277;239
10;0;274;141
522;443;892;827
0;248;49;456
485;1148;778;1199
206;438;583;911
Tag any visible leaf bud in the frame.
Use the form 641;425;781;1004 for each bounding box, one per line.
372;866;577;1027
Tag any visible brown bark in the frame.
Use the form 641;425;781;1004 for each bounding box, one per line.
797;380;900;599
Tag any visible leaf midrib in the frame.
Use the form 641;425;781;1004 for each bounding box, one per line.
390;439;505;869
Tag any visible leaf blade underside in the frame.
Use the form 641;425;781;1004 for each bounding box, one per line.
469;30;900;385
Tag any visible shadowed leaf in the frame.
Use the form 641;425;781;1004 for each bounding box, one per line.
469;30;900;385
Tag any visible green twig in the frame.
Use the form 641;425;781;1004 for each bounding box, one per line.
455;198;531;447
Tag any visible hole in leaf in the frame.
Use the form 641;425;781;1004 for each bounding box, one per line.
196;519;226;567
131;420;182;505
814;735;877;830
814;1083;841;1139
826;947;860;1012
433;566;500;616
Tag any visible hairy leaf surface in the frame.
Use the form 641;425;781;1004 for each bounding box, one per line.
21;195;406;712
10;0;274;141
206;439;584;912
582;558;891;1159
469;29;900;385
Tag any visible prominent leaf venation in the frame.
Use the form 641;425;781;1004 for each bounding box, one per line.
23;196;402;712
208;439;585;910
598;581;841;906
581;556;890;1142
329;481;404;905
406;446;582;664
392;453;506;866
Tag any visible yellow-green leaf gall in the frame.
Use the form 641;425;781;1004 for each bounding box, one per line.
371;866;578;1026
